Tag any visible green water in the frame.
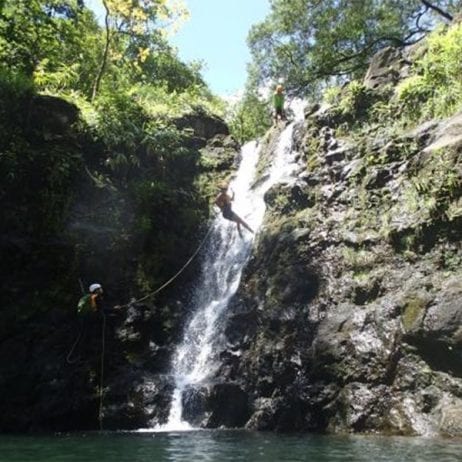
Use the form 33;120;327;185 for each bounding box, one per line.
1;431;461;462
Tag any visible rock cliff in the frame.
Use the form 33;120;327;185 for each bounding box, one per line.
2;41;462;437
0;93;239;431
202;48;462;436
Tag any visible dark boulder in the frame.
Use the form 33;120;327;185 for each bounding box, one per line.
205;383;250;428
174;111;229;140
29;95;79;134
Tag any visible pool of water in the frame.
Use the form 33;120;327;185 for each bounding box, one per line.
1;430;461;462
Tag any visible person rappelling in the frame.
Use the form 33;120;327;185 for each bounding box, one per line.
67;283;106;364
78;283;121;316
77;283;105;315
68;283;121;363
215;182;253;237
273;84;286;126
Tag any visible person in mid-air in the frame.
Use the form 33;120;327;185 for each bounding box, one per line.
273;84;285;125
215;183;253;238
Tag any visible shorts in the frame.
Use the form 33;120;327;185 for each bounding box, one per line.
274;107;284;117
222;205;237;221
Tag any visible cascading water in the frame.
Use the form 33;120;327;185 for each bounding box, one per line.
161;104;305;431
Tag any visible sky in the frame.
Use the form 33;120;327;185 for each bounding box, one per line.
85;0;269;96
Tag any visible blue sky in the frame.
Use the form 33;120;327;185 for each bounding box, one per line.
85;0;269;96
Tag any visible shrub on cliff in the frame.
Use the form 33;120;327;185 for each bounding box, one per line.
397;23;462;121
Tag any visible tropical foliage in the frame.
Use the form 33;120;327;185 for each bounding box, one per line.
227;0;462;142
227;66;271;143
247;0;461;95
0;0;226;316
396;22;462;120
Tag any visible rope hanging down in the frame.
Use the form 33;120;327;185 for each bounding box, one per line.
66;329;83;364
68;223;214;429
97;223;213;430
118;223;215;309
67;225;212;364
66;278;86;364
98;312;106;430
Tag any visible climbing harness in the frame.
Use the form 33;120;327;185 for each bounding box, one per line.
118;223;215;309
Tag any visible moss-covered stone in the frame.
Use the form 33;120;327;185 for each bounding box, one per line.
401;295;429;332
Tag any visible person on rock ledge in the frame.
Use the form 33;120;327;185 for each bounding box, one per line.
215;182;254;238
272;84;286;126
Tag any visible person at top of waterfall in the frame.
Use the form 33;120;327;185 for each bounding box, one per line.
273;84;285;125
215;182;254;238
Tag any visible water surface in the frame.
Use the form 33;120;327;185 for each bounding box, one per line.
1;431;461;462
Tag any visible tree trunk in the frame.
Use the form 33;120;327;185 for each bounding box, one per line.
91;0;111;102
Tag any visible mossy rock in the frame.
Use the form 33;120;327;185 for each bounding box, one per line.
401;294;430;332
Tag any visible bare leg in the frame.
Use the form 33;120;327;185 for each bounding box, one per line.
236;222;243;238
235;214;253;234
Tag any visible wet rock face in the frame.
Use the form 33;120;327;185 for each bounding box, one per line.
209;81;462;436
205;383;251;428
179;383;251;428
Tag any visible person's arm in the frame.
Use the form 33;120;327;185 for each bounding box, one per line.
92;294;105;313
90;294;99;311
230;189;235;201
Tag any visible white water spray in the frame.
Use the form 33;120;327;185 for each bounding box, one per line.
161;109;304;431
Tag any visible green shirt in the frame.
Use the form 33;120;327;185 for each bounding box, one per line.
273;92;284;109
77;293;98;314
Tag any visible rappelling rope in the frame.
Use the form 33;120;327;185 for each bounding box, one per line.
66;329;83;364
98;312;106;431
118;223;215;309
66;278;87;364
97;222;214;429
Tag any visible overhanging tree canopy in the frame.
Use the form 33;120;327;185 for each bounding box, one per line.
247;0;461;95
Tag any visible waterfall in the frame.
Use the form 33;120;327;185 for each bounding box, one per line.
161;108;304;431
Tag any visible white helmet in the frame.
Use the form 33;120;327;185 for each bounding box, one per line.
89;283;102;293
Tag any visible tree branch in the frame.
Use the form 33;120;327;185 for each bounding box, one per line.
333;35;408;68
420;0;453;21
